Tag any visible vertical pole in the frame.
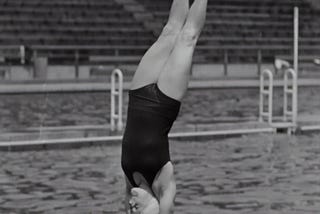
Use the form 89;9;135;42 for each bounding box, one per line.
290;69;298;129
293;70;298;126
224;49;228;76
32;50;38;78
20;45;25;64
294;6;299;75
117;72;123;131
111;72;115;131
75;50;79;79
257;49;262;76
283;71;288;121
259;73;264;123
293;7;299;132
268;77;273;124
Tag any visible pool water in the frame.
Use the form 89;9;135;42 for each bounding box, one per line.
1;133;319;213
1;87;320;131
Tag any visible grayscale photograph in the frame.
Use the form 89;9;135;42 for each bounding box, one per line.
0;0;320;213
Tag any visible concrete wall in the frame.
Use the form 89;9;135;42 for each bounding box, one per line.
192;64;274;78
1;63;275;81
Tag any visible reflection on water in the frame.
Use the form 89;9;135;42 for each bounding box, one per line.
0;134;319;213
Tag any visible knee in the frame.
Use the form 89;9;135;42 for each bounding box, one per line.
177;27;200;46
161;22;183;37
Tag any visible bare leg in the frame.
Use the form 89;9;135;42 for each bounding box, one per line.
130;0;189;90
152;162;176;214
157;0;208;101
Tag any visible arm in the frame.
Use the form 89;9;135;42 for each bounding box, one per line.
125;184;132;214
124;177;134;214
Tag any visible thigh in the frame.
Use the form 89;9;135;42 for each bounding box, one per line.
157;33;197;101
130;25;180;90
152;161;176;201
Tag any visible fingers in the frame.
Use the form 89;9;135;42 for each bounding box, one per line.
129;198;143;214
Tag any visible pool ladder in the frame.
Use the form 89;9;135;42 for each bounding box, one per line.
259;69;273;124
259;68;298;134
283;69;298;125
110;69;123;131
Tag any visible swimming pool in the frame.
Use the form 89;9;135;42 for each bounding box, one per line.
1;87;320;131
0;133;319;213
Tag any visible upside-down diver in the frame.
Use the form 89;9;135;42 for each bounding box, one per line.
121;0;207;213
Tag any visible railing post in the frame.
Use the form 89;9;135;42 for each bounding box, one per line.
75;49;79;79
257;49;262;76
20;45;25;65
224;49;228;76
293;7;299;76
259;69;273;124
110;68;123;131
32;49;38;78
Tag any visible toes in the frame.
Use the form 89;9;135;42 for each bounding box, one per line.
129;198;135;206
129;198;140;213
131;196;144;206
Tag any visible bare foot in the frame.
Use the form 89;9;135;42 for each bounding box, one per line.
129;188;159;214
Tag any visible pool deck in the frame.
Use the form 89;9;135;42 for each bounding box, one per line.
0;121;273;149
1;116;320;150
0;77;320;94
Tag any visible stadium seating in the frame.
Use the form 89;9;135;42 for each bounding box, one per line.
137;0;320;63
0;0;319;65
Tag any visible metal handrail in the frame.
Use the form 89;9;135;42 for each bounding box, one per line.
284;68;298;126
259;69;273;124
110;68;123;131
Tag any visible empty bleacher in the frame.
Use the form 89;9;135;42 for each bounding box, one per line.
0;0;319;67
137;0;320;64
0;0;155;64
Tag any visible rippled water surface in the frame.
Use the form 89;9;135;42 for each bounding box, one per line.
1;87;320;130
1;87;320;213
1;134;319;213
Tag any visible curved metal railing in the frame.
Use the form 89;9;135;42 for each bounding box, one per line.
284;68;298;126
259;69;274;124
110;68;123;131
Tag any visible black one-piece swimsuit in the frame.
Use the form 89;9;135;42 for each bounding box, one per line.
121;83;181;187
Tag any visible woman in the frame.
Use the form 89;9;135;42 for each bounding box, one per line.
121;0;207;213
